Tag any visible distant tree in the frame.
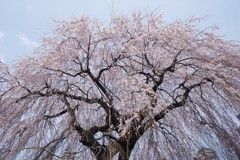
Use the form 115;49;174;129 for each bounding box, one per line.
0;12;240;160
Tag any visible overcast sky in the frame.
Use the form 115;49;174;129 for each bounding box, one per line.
0;0;240;63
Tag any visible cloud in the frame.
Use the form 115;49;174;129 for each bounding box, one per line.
17;34;38;49
27;5;33;11
0;32;5;39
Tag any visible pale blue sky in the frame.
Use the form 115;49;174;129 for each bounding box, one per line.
0;0;240;63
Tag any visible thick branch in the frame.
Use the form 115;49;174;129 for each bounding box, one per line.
154;81;204;121
43;109;67;119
